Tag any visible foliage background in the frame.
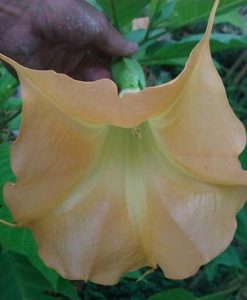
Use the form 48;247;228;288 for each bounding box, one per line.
0;0;247;299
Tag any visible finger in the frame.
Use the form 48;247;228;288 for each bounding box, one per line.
71;54;111;81
37;1;138;57
94;23;138;57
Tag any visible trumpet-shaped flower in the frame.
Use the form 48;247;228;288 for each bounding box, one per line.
0;0;247;285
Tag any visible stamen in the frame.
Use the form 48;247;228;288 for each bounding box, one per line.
131;127;142;139
136;268;156;282
0;219;17;228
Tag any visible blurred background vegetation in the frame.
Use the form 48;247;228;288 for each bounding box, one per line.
0;0;247;299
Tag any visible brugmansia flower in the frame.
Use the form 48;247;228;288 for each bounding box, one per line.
0;0;247;285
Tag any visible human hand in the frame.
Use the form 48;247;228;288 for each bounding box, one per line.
0;0;137;81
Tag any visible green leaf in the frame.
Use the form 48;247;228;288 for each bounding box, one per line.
149;0;175;27
205;245;244;282
0;143;59;289
55;278;81;300
29;256;59;291
0;251;55;300
198;294;227;300
112;58;146;91
96;0;149;30
239;145;247;170
148;288;195;300
140;34;247;66
215;9;247;32
1;96;22;130
86;0;102;10
236;202;247;250
0;251;78;300
236;147;247;251
122;270;143;280
0;64;18;107
0;143;14;203
215;246;244;269
164;0;247;29
0;206;59;290
0;205;59;289
0;219;36;255
127;29;146;44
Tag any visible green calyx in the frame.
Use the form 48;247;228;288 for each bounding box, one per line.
111;58;146;92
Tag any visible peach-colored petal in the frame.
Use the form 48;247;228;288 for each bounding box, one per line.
16;123;247;282
0;54;177;128
2;0;247;285
149;0;247;185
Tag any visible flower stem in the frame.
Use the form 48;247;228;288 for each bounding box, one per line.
140;0;162;45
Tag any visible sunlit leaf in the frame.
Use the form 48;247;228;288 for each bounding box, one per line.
166;0;246;29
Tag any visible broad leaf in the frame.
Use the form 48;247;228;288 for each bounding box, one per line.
204;245;244;281
140;34;247;66
1;96;22;130
0;251;78;300
239;146;247;171
55;278;81;300
0;251;55;300
0;205;59;290
166;0;247;29
236;202;247;250
237;149;247;250
0;144;59;289
0;65;18;107
198;294;228;300
29;256;59;291
0;143;14;203
148;288;195;300
149;0;175;27
215;9;247;32
96;0;149;29
86;0;102;10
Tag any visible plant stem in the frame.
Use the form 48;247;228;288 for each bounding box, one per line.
234;64;247;85
110;0;120;31
140;0;162;45
146;30;167;43
225;50;247;81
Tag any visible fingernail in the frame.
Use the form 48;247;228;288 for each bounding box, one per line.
127;42;138;53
